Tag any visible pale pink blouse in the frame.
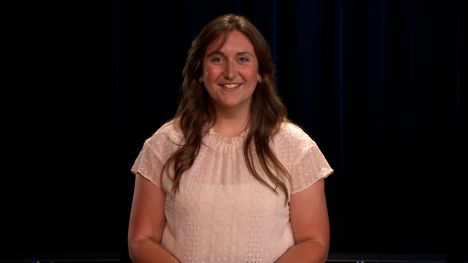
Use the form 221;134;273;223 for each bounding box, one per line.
131;120;333;262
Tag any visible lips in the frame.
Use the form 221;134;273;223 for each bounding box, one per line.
220;83;242;90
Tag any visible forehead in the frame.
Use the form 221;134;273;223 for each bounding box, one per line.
205;30;255;54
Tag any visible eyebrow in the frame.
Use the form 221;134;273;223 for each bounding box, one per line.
206;51;256;57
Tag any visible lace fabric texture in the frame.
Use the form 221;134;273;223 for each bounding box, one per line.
131;120;333;262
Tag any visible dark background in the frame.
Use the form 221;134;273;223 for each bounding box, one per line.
4;0;466;262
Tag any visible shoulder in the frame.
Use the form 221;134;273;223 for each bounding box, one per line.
145;119;184;148
274;121;318;150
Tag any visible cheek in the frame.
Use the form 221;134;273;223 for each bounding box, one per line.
244;68;260;81
203;66;221;81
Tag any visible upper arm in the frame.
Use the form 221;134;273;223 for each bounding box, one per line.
128;174;166;244
289;178;330;247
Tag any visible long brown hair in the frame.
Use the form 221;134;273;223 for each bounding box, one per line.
163;13;291;202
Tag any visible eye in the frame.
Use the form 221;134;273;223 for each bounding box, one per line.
238;56;250;63
210;55;224;64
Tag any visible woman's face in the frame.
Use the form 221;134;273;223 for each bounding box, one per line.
200;30;261;114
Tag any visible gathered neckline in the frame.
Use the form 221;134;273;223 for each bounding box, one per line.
206;127;248;144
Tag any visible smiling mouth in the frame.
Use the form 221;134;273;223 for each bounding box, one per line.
220;83;242;89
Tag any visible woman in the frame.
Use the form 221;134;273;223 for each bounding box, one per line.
128;13;333;262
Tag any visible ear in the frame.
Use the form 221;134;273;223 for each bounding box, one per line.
257;73;262;83
199;73;205;82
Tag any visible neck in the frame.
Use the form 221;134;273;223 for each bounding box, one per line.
212;107;250;137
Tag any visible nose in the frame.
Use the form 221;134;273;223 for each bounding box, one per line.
223;60;235;80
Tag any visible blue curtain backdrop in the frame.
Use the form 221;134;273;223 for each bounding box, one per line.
5;0;466;262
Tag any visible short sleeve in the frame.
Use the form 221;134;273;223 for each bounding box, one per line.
131;140;163;187
290;142;333;194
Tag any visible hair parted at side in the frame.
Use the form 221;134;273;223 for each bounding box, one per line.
162;13;291;203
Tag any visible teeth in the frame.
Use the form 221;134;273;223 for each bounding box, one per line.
222;83;241;89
